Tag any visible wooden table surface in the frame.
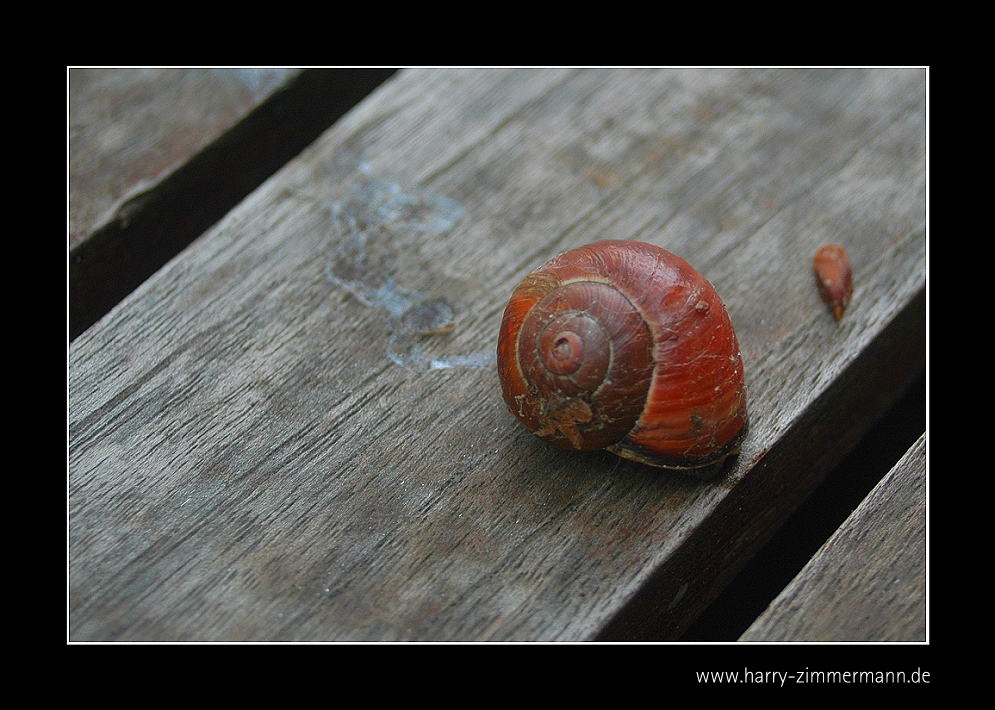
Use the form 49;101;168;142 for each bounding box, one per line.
740;433;926;642
69;67;927;642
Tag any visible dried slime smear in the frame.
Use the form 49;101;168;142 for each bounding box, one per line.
321;155;495;373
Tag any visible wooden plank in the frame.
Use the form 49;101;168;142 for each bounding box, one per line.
69;68;926;641
739;433;926;642
69;67;397;339
70;68;299;249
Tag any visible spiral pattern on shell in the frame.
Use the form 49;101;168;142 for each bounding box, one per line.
497;240;748;473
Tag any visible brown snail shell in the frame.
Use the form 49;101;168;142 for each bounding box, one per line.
813;245;853;321
496;240;748;476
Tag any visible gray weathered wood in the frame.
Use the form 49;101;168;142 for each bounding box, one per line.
739;433;926;642
69;67;397;340
69;68;301;248
69;68;926;641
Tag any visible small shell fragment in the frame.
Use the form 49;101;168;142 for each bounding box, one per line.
813;245;853;321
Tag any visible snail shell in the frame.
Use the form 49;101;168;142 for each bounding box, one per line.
497;240;748;475
813;245;853;321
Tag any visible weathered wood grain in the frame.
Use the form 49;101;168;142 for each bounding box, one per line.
739;433;926;641
69;67;397;339
70;68;300;248
69;68;926;641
